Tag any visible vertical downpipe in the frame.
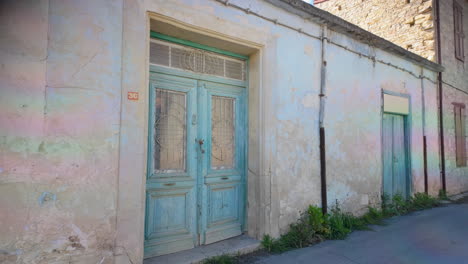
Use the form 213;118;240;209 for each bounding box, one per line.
435;0;446;192
319;25;328;214
421;69;428;194
424;136;428;193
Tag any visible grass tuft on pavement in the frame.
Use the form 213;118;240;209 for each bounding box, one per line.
261;192;442;254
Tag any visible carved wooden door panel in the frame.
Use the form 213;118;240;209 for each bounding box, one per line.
145;75;246;258
145;73;198;258
198;81;246;245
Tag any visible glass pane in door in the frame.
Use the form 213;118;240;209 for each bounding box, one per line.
211;96;235;170
154;89;187;173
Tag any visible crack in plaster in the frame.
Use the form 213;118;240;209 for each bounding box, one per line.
69;48;102;81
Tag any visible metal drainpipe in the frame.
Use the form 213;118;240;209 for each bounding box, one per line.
319;25;328;214
435;0;447;192
421;68;428;194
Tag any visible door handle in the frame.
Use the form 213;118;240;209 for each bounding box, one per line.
196;139;205;154
221;176;229;180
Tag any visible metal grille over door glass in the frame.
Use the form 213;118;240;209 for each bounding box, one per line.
211;96;235;170
154;89;187;173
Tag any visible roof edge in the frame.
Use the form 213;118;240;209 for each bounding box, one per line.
264;0;444;73
314;0;330;4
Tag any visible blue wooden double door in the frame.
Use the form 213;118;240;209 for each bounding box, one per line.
145;71;246;257
382;113;409;199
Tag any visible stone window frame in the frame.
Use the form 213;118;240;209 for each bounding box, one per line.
453;0;465;61
453;102;466;167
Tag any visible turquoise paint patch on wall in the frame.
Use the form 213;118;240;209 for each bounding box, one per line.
38;192;57;206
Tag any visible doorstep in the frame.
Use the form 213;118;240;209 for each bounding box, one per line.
143;235;261;264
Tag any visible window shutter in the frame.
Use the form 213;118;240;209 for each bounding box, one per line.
454;1;464;61
455;106;461;166
462;107;467;166
454;4;458;57
454;104;467;167
461;10;465;60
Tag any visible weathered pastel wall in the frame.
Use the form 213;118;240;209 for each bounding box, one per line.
315;0;468;196
324;30;441;215
315;0;436;61
438;0;468;195
1;0;442;263
1;0;122;263
121;0;442;262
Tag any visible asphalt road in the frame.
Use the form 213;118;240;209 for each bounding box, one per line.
252;202;468;264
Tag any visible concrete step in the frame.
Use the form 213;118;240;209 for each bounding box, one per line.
144;235;261;264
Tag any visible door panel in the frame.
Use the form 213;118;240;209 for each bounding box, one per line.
154;89;187;173
144;188;195;255
382;114;394;197
392;115;407;198
209;183;240;224
145;74;246;257
382;113;409;199
146;190;191;237
211;96;236;170
145;73;198;258
204;182;242;244
200;81;245;245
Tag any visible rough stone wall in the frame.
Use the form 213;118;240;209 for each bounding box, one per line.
438;0;468;93
0;0;123;263
438;0;468;195
315;0;436;61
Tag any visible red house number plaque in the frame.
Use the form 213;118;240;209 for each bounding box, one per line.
127;92;139;101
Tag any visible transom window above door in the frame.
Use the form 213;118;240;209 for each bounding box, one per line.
150;39;246;81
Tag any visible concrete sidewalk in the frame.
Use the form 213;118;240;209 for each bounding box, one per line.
252;203;468;264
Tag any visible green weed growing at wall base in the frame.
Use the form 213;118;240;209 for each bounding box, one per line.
261;192;441;254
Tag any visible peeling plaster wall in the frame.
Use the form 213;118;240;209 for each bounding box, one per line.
273;32;322;234
315;0;468;196
141;0;325;241
0;0;123;263
325;30;441;214
1;0;442;263
424;75;443;196
114;0;148;263
443;85;468;195
137;0;440;246
438;0;468;196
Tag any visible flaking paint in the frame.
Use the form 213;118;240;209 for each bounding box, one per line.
0;0;442;263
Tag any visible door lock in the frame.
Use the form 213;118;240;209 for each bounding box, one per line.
197;139;205;154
